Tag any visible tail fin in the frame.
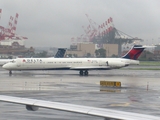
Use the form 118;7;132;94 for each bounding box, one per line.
122;45;145;60
54;48;66;58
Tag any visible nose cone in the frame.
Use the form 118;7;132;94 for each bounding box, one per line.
2;63;10;70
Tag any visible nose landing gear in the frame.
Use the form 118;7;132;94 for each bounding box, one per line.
9;70;12;76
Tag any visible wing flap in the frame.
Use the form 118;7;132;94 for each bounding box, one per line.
0;95;159;120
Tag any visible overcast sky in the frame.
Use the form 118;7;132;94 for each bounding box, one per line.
1;0;160;48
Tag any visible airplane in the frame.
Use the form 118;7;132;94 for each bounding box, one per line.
0;48;66;66
0;59;14;66
2;45;146;76
0;95;159;120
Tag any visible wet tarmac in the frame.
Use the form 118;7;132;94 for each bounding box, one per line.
0;66;160;120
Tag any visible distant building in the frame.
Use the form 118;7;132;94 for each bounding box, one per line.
0;39;25;47
66;43;118;57
0;39;34;55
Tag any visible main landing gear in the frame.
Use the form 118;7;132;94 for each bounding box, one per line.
79;70;88;76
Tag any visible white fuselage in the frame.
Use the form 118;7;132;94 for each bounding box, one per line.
2;57;139;71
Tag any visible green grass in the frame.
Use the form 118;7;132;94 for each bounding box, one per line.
123;68;160;70
139;61;160;66
121;61;160;70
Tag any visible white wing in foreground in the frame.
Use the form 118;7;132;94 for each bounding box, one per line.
0;95;159;120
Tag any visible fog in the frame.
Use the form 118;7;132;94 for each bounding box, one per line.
1;0;160;48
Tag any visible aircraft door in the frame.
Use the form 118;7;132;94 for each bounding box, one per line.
99;60;108;66
106;61;109;66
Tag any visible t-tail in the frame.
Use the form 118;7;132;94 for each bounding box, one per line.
54;48;66;58
122;45;145;60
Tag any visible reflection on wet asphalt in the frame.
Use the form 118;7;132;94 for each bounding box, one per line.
0;66;160;120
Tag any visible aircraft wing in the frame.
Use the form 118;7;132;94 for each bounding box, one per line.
70;66;110;70
0;95;159;120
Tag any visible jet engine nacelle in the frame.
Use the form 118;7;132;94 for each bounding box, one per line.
107;61;129;69
26;105;39;111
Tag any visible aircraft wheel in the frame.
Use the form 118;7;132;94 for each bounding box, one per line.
79;70;83;76
84;71;88;76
